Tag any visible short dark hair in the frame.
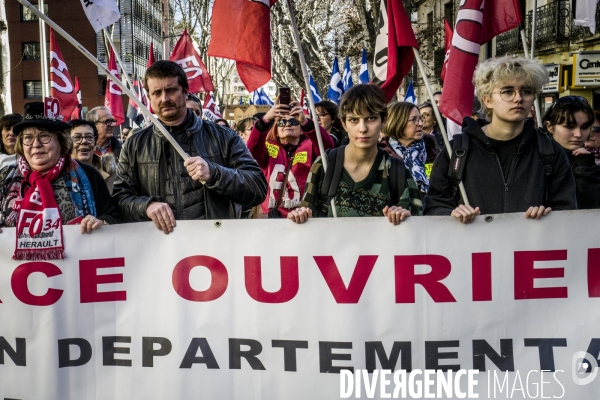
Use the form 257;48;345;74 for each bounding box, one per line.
144;60;189;93
70;119;98;140
0;113;23;132
433;91;442;97
187;93;201;105
0;113;23;153
235;117;256;134
339;84;387;122
214;118;230;127
542;96;594;134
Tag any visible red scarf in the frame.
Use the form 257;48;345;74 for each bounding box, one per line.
13;155;66;260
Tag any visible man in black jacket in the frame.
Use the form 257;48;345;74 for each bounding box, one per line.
112;61;267;233
424;56;577;222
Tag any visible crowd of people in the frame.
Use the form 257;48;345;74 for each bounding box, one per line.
0;56;598;259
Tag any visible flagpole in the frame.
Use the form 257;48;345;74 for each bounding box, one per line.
17;0;189;161
38;0;49;97
530;0;537;59
285;0;338;217
103;29;135;92
412;47;470;206
520;30;543;127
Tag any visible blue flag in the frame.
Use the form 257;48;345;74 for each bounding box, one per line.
309;75;322;102
327;57;344;105
359;48;369;84
404;80;417;104
251;88;274;105
343;56;354;92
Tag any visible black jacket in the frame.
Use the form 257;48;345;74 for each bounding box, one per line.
567;152;600;209
112;110;268;222
424;118;577;215
110;136;122;161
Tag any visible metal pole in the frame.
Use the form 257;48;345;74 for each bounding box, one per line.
530;0;537;59
17;0;189;161
520;30;543;127
412;47;470;206
103;29;135;90
38;0;48;97
285;0;337;217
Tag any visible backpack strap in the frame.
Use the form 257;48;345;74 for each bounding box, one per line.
536;131;555;206
320;146;346;215
388;156;406;207
447;133;469;199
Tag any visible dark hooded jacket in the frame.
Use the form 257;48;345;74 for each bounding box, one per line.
424;118;577;215
113;110;267;221
566;152;600;209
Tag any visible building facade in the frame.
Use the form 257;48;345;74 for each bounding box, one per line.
6;0;170;116
412;0;600;112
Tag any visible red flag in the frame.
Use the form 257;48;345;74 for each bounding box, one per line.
440;19;453;82
208;0;278;92
104;47;125;126
148;42;155;68
201;93;223;121
49;28;78;120
439;0;522;126
126;76;144;125
70;77;83;121
169;30;214;93
373;0;419;102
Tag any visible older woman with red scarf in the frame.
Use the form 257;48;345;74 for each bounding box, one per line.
247;100;334;218
0;102;119;260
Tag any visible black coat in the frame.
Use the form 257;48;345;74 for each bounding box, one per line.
424;118;578;215
112;110;268;222
567;152;600;209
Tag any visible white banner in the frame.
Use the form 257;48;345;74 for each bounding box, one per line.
1;211;600;399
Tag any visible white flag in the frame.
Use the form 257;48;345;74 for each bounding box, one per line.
80;0;120;33
572;0;600;34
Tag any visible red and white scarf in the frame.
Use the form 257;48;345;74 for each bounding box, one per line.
13;155;66;260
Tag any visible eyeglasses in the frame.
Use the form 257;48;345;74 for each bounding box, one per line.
276;118;300;127
408;116;425;125
22;132;53;146
97;119;117;126
492;88;536;102
71;134;95;144
317;112;329;118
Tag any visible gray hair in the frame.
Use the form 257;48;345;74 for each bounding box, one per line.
86;106;112;123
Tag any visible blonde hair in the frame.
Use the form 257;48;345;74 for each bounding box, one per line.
473;56;548;118
382;102;418;140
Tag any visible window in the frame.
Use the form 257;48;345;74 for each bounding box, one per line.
22;42;41;60
24;81;43;99
444;2;454;27
21;3;49;21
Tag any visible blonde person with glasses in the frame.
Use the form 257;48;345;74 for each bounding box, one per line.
424;56;577;223
70;120;117;194
0;102;119;259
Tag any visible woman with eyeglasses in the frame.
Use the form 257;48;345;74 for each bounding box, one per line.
247;99;334;218
0;102;119;260
425;56;577;222
542;96;600;209
380;102;438;197
316;100;347;147
69;119;117;194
